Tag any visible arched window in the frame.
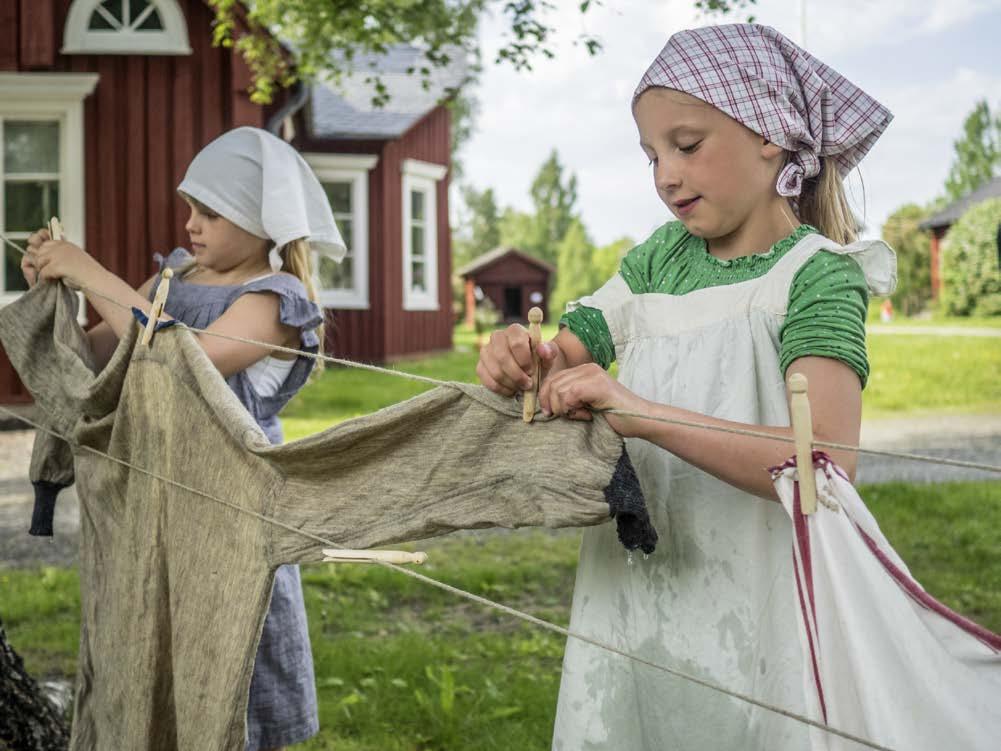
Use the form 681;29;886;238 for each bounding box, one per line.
62;0;191;56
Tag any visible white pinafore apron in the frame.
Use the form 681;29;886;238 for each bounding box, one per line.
552;233;896;750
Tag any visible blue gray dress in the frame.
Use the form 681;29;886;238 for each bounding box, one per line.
151;248;320;750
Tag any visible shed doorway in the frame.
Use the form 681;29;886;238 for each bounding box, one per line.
503;286;522;320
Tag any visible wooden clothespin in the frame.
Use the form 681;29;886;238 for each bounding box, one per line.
47;216;82;292
522;306;544;423
322;548;428;565
788;373;818;514
48;216;64;242
141;267;174;346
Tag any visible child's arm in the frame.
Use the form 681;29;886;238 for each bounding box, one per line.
540;355;861;502
194;292;298;378
28;234;295;376
25;229;156;367
476;325;592;396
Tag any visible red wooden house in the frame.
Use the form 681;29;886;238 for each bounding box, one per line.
0;0;462;404
291;45;465;361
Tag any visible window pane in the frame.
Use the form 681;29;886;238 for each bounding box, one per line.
411;261;425;293
136;7;164;31
338;218;353;254
4;122;60;174
324;182;352;215
319;255;353;291
90;1;124;29
4;240;28;293
411;225;424;259
4;181;59;232
411;190;425;221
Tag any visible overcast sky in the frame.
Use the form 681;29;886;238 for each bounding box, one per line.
456;0;1001;246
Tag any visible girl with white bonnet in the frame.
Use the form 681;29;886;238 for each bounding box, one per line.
25;126;345;749
476;24;896;749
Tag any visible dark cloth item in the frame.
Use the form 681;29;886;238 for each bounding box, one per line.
0;281;655;751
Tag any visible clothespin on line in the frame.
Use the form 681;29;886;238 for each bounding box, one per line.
788;373;818;514
48;217;64;242
322;549;428;565
522;306;544;423
47;216;82;292
141;267;174;347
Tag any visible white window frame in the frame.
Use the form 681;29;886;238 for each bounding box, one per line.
402;159;447;312
62;0;192;56
0;73;98;312
304;153;378;310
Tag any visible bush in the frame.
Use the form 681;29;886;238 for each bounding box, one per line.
940;198;1001;316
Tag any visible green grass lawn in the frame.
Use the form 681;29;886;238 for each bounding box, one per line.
280;323;1001;440
865;334;1001;417
866;300;1001;328
3;481;999;750
3;321;998;748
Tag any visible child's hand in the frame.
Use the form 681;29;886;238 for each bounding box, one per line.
33;237;102;288
20;227;51;288
476;324;562;396
540;363;648;437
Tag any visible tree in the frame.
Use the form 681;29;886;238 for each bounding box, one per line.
944;100;1001;202
0;616;69;750
549;218;595;319
529;150;579;266
939;198;1001;316
591;236;633;286
207;1;758;105
494;151;581;265
880;203;932;316
453;185;501;268
208;0;603;105
497;207;541;256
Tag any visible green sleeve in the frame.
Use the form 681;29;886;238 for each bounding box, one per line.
780;251;870;388
560;305;616;370
559;222;689;370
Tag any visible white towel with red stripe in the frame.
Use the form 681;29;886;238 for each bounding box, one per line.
772;453;1001;751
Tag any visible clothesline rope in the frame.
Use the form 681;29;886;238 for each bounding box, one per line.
0;402;895;751
169;326;1001;475
4;232;1000;476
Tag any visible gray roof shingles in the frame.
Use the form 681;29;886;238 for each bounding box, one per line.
308;45;469;140
919;176;1001;230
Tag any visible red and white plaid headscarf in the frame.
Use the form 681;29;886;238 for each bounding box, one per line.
634;24;892;197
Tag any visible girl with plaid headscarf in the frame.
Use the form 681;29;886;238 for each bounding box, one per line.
476;24;896;749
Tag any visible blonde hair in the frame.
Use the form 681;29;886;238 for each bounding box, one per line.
277;238;326;372
795;157;858;246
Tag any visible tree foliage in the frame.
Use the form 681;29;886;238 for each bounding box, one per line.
528;150;578;265
944;100;1001;202
880;203;932;316
940;198;1001;316
483;150;580;266
207;1;757;106
453;184;501;268
207;0;602;105
548;218;594;318
549;227;632;320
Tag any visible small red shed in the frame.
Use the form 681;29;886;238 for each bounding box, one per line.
457;247;554;327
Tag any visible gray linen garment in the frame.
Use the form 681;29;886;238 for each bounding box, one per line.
152;249;322;751
0;281;655;751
